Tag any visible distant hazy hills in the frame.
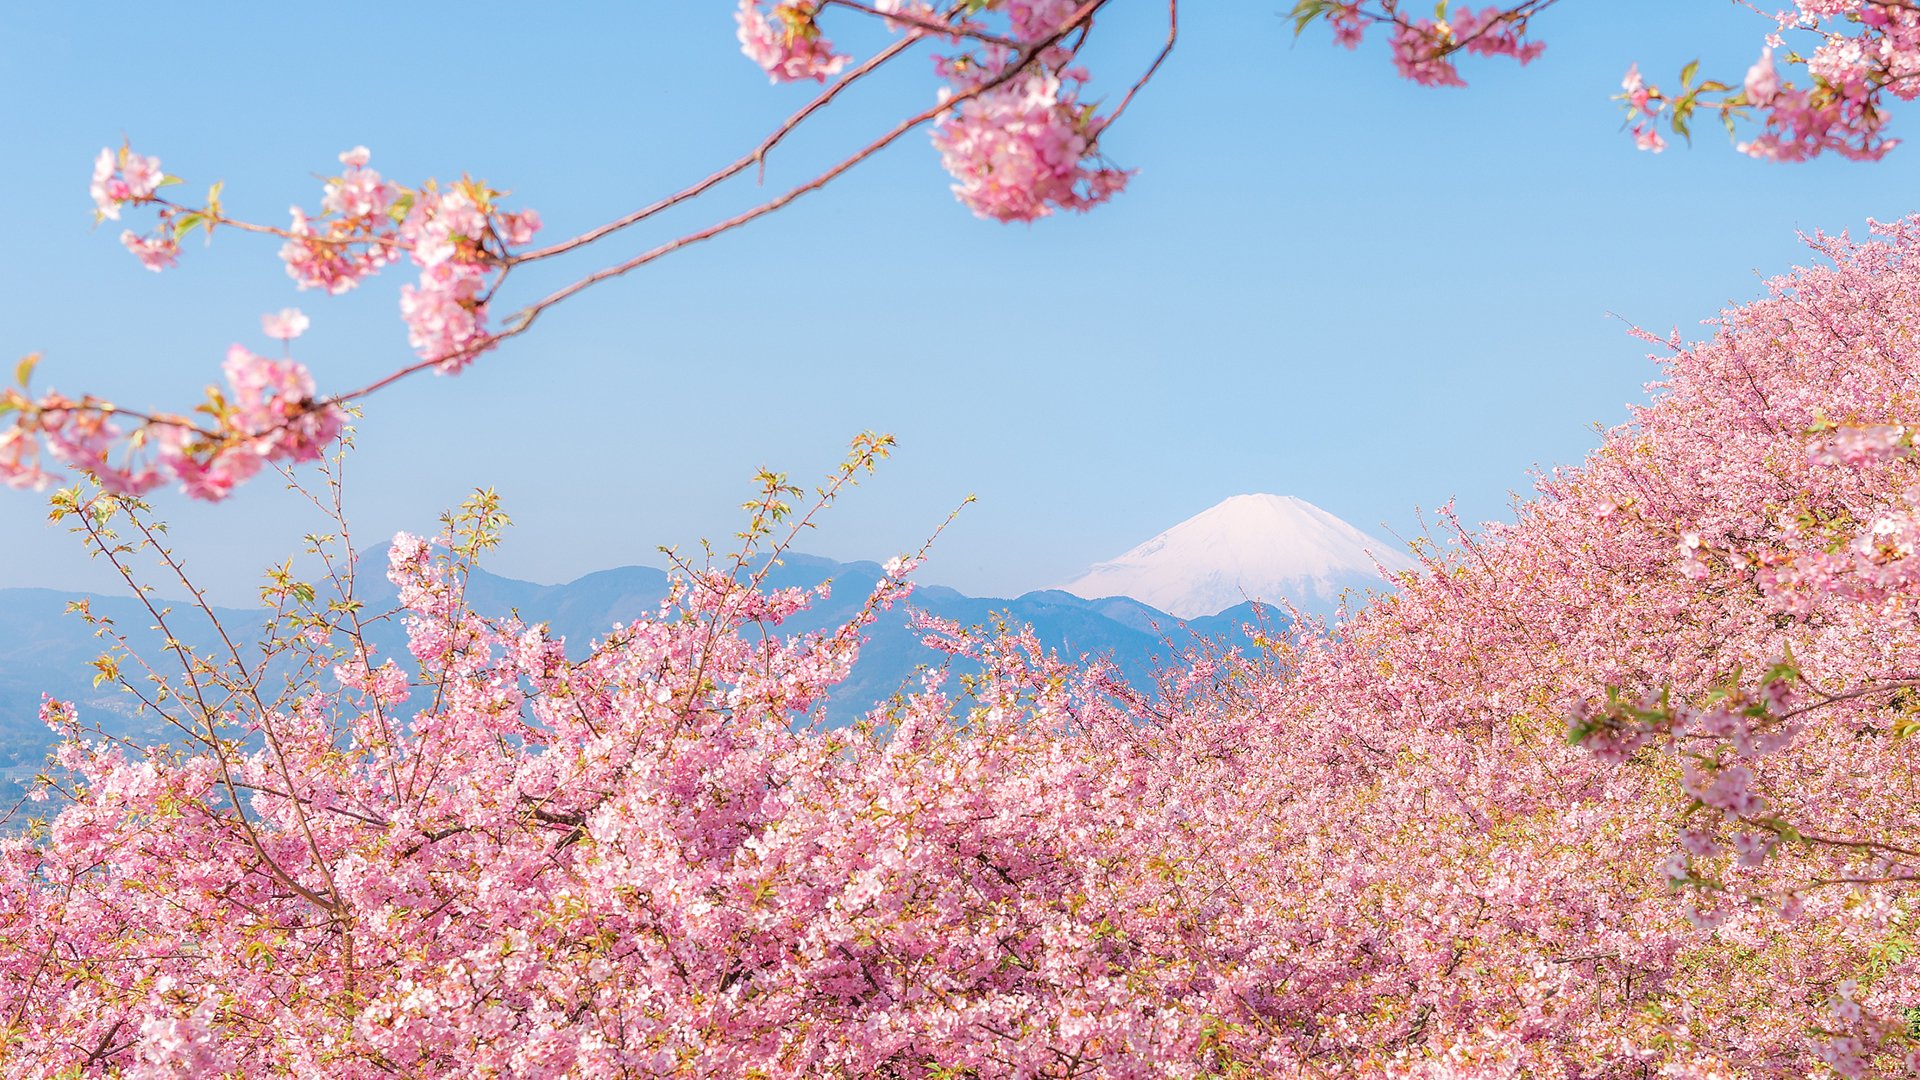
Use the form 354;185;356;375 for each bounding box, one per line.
0;552;1278;777
0;494;1415;779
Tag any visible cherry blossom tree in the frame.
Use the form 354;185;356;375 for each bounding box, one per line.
1361;216;1920;1074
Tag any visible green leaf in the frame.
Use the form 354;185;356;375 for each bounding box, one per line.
173;212;205;240
1288;0;1334;35
14;353;38;388
1680;59;1700;88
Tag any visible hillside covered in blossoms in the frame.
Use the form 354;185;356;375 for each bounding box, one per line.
5;218;1920;1074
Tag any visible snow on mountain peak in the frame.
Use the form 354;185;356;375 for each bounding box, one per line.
1055;493;1418;619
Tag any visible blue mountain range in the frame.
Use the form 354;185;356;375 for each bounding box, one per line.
0;551;1278;779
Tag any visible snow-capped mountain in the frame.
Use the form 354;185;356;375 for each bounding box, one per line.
1056;494;1418;619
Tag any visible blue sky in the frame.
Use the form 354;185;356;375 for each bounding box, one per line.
2;4;1916;604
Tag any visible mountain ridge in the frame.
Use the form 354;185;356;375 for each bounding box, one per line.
0;552;1283;778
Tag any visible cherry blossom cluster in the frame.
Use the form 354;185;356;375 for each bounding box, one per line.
1733;1;1920;161
1619;64;1669;153
0;312;344;499
1297;1;1920;160
1292;2;1548;89
1621;26;1905;163
392;180;538;373
11;144;549;503
99;143;541;372
1815;983;1920;1080
926;14;1133;223
93;144;182;271
735;1;849;83
736;0;1133;223
1386;4;1545;88
1567;674;1804;906
1805;419;1912;466
930;66;1131;222
279;146;407;295
279;148;542;371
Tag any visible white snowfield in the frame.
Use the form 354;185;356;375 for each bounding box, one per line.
1056;494;1419;619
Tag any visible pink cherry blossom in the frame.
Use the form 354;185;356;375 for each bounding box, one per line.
736;0;849;83
260;308;310;341
0;426;56;491
320;146;395;219
89;145;164;220
1390;20;1468;87
398;262;488;371
220;345;343;461
930;69;1130;223
1001;0;1082;44
500;208;542;247
280;205;384;294
119;230;179;272
1301;2;1920;160
1746;47;1781;105
163;439;262;501
279;148;407;294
